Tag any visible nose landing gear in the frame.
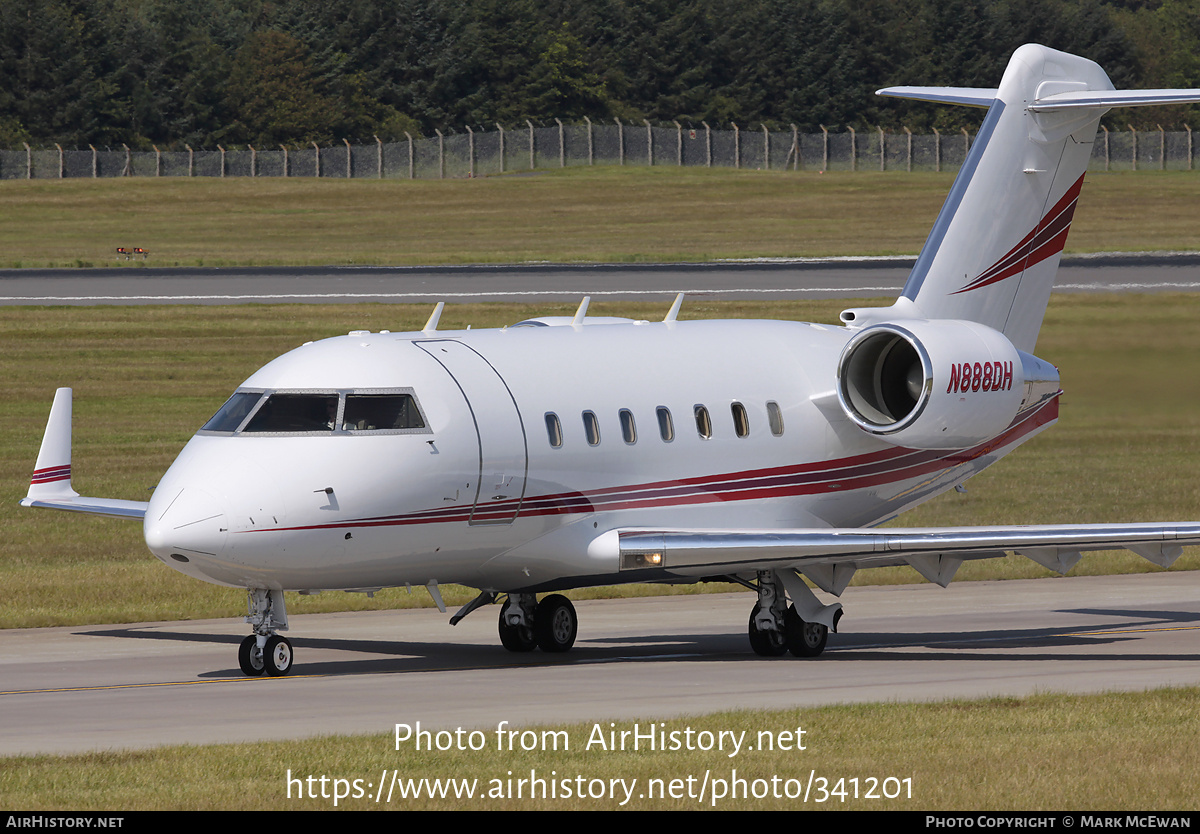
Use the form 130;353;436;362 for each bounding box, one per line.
239;588;293;676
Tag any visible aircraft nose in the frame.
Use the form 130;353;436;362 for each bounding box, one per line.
144;487;228;566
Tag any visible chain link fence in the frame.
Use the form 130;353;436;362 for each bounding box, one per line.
2;123;1195;179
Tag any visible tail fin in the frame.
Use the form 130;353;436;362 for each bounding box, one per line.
869;44;1200;352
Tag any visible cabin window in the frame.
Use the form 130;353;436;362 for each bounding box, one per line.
731;402;750;438
694;405;712;439
202;391;263;433
545;413;563;448
767;401;784;436
619;409;637;444
583;411;601;446
656;406;674;442
242;393;339;433
343;394;425;431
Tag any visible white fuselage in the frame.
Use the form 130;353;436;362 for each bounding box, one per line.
142;317;1058;593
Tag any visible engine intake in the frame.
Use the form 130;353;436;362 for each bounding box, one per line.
837;320;1052;449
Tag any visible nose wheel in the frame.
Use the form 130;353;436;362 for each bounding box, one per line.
240;588;293;676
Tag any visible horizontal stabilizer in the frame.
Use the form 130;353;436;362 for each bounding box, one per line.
876;86;997;108
1029;89;1200;111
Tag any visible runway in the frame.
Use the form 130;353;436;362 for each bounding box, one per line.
3;573;1198;756
2;253;1200;305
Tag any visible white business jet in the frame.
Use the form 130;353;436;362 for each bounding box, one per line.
23;45;1200;676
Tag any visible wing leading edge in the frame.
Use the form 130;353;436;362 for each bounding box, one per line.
610;523;1200;590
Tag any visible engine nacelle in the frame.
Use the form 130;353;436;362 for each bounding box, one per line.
836;320;1058;449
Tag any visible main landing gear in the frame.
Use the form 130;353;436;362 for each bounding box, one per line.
239;588;293;677
747;570;841;658
498;593;577;654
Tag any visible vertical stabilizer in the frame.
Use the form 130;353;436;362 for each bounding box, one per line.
28;387;79;501
886;45;1114;351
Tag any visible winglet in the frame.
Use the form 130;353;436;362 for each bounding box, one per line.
422;302;445;333
27;388;79;502
663;293;685;323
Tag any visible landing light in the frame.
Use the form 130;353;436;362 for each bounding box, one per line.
621;552;663;570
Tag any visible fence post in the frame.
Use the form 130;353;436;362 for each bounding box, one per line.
556;118;565;167
732;122;740;169
1129;125;1137;171
820;125;828;171
1101;126;1109;171
435;130;445;178
932;128;940;172
343;138;352;178
89;144;97;178
960;127;969;166
761;124;769;170
1187;125;1193;171
25;142;32;179
1158;124;1165;170
848;127;856;171
312;142;320;177
376;135;383;178
527;120;535;170
644;119;652;165
674;121;682;165
250;145;257;178
791;124;800;170
583;116;593;165
218;145;226;177
56;143;64;178
466;126;475;177
702;122;711;167
405;132;414;179
878;127;885;171
121;143;131;176
186;144;194;177
903;126;912;172
614;117;624;165
497;124;506;173
153;145;161;177
281;145;289;177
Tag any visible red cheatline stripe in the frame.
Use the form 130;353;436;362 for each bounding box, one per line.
30;465;71;485
251;397;1059;535
954;174;1085;295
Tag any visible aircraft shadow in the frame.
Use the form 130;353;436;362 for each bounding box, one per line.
76;603;1200;679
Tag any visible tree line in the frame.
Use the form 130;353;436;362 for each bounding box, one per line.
2;0;1198;150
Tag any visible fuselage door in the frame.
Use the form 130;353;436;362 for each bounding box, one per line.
416;340;527;525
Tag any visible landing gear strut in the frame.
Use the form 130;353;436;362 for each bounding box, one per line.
747;570;837;658
498;593;578;654
240;588;293;676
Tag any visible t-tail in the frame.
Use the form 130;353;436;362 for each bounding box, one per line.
843;43;1200;352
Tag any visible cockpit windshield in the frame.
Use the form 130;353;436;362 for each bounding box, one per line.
199;389;428;436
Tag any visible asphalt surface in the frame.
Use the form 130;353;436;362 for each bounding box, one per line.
3;573;1198;756
2;253;1200;305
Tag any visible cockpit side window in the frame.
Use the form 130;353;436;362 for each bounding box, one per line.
343;394;425;431
242;394;339;433
201;391;264;433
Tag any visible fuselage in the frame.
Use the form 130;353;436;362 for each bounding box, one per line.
142;317;1058;593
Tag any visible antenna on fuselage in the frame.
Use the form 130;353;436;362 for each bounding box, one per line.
422;302;445;333
663;293;685;323
571;296;591;326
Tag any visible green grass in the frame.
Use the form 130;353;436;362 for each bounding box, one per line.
4;689;1198;810
0;168;1198;268
1;295;1198;628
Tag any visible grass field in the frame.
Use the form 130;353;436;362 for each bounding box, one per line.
0;168;1199;268
3;689;1198;810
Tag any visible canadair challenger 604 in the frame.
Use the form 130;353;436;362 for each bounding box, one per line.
23;45;1200;676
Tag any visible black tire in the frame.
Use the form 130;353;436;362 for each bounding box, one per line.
785;605;828;657
238;635;265;676
534;594;577;653
747;603;788;657
498;599;537;652
263;635;294;676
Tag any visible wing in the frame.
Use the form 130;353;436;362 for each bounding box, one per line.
607;523;1200;592
20;388;149;521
